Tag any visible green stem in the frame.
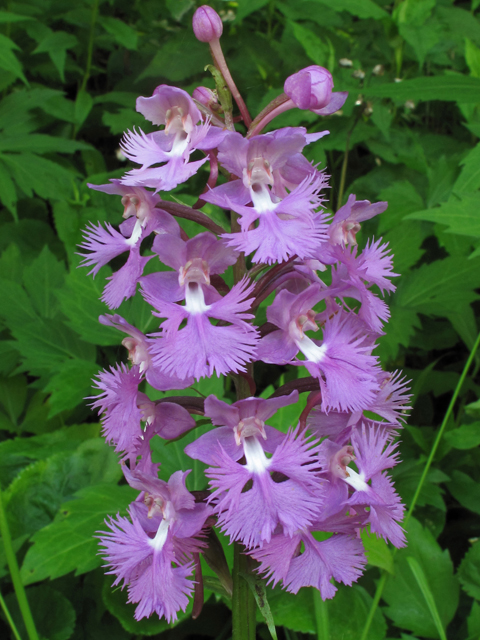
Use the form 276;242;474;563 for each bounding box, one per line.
0;486;39;640
230;209;256;640
232;543;256;640
359;330;480;640
0;590;22;640
313;589;329;640
80;0;99;95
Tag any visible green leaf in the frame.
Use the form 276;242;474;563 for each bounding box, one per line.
23;245;66;319
0;278;39;326
100;17;138;50
4;438;122;538
0;11;34;23
235;0;270;21
444;422;480;449
361;529;394;573
448;470;480;515
0;133;90;154
0;374;26;426
11;318;95;378
139;33;210;82
74;90;93;132
0;423;99;487
166;0;193;21
56;265;120;346
264;584;386;638
0;158;17;219
468;601;480;639
5;585;75;640
395;256;480;315
383;517;459;638
454;143;480;194
466;38;480;79
2;152;76;201
458;541;480;600
21;483;136;584
32;30;78;82
0;34;28;85
44;359;99;417
290;22;328;67
406;556;447;640
406;194;480;239
366;75;480;103
315;0;388;19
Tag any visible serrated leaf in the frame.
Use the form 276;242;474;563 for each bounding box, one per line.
5;585;75;640
458;542;480;601
139;33;210;82
0;33;27;85
395;257;480;314
45;359;99;417
32;30;78;82
0;133;90;154
406;194;480;239
290;21;328;67
0;423;99;487
0;11;34;23
2;152;76;201
0;374;26;425
74;89;93;132
4;438;122;539
448;470;480;515
406;556;447;640
317;0;388;19
383;517;459;638
11;318;95;378
444;422;480;449
366;75;480;103
466;38;480;78
23;245;66;318
56;265;120;346
454;142;480;193
100;17;138;50
21;483;136;584
0;157;17;218
0;277;39;326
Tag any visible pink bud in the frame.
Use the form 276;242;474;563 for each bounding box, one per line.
192;5;223;43
192;86;218;109
284;65;334;111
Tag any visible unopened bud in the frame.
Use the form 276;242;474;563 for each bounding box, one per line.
372;64;384;76
339;58;353;67
284;65;333;111
192;86;218;109
192;5;223;43
352;69;365;80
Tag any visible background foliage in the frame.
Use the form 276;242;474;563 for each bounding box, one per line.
1;0;480;638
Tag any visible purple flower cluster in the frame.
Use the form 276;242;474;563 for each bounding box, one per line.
81;5;410;625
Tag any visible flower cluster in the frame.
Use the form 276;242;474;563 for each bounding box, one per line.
81;5;410;625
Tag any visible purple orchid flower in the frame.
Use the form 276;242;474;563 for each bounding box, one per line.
202;129;329;263
257;286;381;412
119;85;226;192
185;392;325;548
98;469;212;622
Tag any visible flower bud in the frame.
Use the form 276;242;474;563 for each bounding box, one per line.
192;86;218;109
284;65;333;111
192;5;223;42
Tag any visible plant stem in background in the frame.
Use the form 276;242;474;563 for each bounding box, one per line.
313;588;329;640
359;329;480;640
0;590;22;640
0;485;39;640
